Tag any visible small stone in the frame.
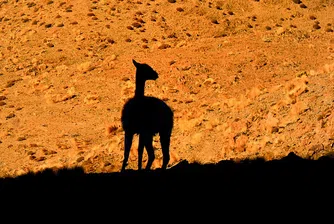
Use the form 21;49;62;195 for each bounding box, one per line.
36;156;47;162
276;27;285;35
310;144;324;153
47;42;54;47
169;60;176;65
292;0;301;4
6;80;16;88
107;38;115;44
309;15;317;20
77;156;85;162
158;43;171;49
6;113;15;119
110;54;117;60
262;36;272;42
211;19;219;24
132;22;142;28
17;137;26;141
27;151;35;155
300;3;307;8
271;127;279;133
203;78;216;85
77;61;95;73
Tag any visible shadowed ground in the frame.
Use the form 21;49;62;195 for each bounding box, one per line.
1;152;334;211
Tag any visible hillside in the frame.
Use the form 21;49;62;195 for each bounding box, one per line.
0;0;334;176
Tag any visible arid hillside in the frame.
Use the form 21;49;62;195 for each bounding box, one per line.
0;0;333;177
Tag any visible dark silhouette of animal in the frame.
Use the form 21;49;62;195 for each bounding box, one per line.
121;59;174;171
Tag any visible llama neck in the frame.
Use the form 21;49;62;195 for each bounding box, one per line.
135;77;146;97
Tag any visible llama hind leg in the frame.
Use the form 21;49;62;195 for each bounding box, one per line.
137;134;145;170
143;134;155;170
160;132;171;170
121;132;133;172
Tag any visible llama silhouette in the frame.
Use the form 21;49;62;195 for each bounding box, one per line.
121;59;174;171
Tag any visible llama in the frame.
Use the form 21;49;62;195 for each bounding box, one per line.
121;59;174;171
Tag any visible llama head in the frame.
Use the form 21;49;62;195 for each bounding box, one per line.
133;59;159;81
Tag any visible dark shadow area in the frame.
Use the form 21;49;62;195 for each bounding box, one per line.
1;152;334;208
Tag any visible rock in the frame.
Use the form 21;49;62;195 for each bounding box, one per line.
274;26;285;35
234;134;248;153
290;101;309;116
203;78;216;85
77;61;95;73
264;112;279;133
17;137;26;141
246;87;262;99
55;65;68;74
158;43;171;49
176;40;186;48
262;36;272;42
77;156;85;162
178;117;203;132
6;113;15;119
75;34;85;42
285;75;309;103
190;133;202;145
35;156;47;162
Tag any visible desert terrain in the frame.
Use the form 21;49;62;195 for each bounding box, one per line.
0;0;334;181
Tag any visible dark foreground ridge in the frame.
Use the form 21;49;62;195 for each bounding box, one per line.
1;152;334;207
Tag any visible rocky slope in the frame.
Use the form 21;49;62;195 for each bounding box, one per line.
0;0;333;176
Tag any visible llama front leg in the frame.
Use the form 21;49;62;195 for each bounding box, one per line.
121;132;133;172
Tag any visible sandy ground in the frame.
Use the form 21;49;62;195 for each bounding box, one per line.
0;0;334;177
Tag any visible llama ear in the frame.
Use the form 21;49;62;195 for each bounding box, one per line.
132;59;139;67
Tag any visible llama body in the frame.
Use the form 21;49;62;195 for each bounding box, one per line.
121;60;174;171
